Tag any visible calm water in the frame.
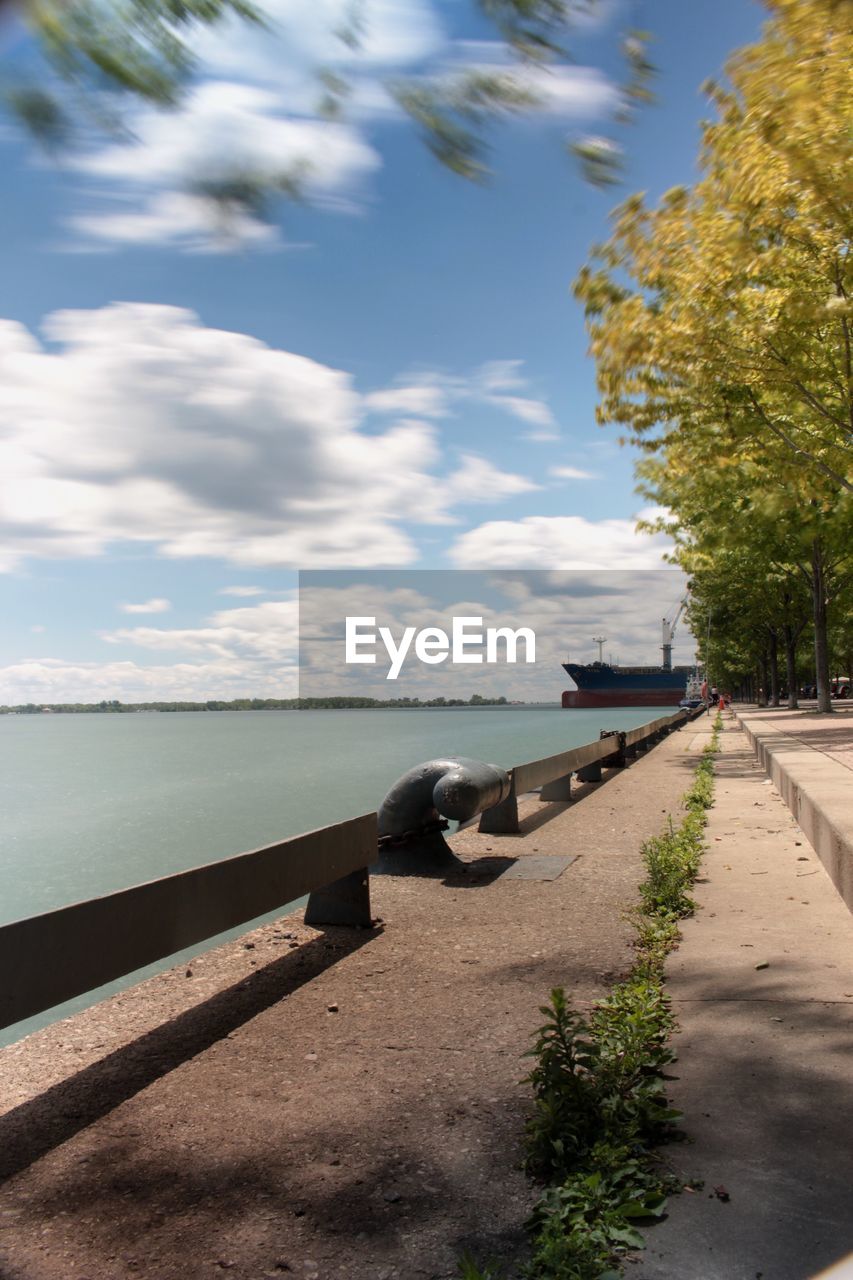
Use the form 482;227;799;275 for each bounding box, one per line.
0;705;673;1042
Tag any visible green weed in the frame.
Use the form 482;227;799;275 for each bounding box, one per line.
459;718;721;1280
458;1253;504;1280
526;1144;678;1280
521;720;718;1279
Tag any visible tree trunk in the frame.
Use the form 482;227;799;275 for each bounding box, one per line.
758;655;769;706
768;629;780;706
783;625;799;709
811;538;833;713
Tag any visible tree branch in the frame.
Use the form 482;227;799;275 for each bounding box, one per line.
746;391;853;491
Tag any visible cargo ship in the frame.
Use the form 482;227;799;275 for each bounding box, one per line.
561;661;693;708
561;609;694;708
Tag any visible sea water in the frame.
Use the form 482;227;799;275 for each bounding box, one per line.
0;705;673;1043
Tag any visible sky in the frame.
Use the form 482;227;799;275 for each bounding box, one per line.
0;0;766;703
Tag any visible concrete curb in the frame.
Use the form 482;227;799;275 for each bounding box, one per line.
736;711;853;914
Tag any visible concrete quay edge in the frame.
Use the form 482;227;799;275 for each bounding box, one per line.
734;707;853;914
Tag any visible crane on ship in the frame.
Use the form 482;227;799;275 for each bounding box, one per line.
661;595;688;671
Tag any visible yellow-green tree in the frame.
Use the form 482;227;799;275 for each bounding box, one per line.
634;426;850;706
575;0;852;710
680;537;814;707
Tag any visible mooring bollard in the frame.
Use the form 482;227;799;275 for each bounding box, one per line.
376;757;510;874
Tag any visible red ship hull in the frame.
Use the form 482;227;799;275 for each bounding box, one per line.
562;689;682;709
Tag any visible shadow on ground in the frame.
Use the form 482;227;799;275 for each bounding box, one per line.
5;960;850;1280
0;927;376;1184
639;969;853;1280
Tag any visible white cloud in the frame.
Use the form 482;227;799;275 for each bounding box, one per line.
57;0;441;249
476;360;525;393
218;585;267;597
444;453;538;503
69;192;282;254
364;383;450;418
120;598;172;614
517;64;620;119
105;599;299;660
0;564;693;705
550;465;597;481
366;360;559;441
0;303;534;572
449;515;675;570
436;46;621;119
75;84;379;194
193;0;446;89
0;597;302;704
0;657;298;705
69;83;382;249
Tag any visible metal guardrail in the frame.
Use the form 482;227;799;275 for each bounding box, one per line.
479;710;689;834
0;812;376;1031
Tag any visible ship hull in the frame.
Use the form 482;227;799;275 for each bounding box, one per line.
561;688;682;709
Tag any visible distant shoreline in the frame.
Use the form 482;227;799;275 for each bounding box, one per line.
1;695;523;715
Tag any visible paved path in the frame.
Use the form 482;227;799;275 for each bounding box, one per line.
732;701;845;768
739;703;853;771
638;712;853;1280
0;722;701;1280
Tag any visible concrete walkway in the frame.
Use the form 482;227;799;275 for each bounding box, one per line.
735;705;853;912
638;710;853;1280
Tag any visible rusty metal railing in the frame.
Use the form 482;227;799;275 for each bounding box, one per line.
0;812;376;1031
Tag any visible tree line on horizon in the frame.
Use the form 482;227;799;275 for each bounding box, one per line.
0;694;511;714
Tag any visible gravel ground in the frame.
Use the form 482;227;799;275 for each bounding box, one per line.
0;725;701;1280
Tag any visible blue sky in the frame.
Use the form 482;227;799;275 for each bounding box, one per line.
0;0;764;702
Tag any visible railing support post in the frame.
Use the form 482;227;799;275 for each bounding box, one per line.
600;730;627;767
576;761;602;783
540;773;572;801
305;868;372;928
479;777;520;834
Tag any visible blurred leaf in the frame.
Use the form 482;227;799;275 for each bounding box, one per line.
392;70;539;181
2;85;69;146
569;134;623;186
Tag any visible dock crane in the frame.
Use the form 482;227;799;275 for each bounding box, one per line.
661;595;688;671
